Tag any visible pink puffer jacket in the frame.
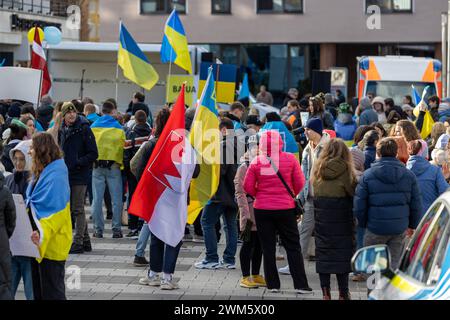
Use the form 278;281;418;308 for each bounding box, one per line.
243;130;305;210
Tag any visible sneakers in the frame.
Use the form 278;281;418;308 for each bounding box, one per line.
83;240;92;252
276;254;285;261
240;277;259;289
296;287;313;294
192;235;204;243
139;274;161;286
126;230;139;240
161;278;179;290
133;255;149;267
112;231;123;239
106;212;113;220
194;260;220;270
269;288;280;293
69;243;84;254
93;231;103;239
218;261;236;269
251;275;267;287
278;265;290;275
183;233;193;242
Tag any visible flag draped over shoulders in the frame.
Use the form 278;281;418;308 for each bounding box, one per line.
91;115;126;169
26;159;71;262
260;121;300;159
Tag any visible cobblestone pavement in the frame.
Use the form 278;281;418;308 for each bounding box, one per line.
15;211;368;300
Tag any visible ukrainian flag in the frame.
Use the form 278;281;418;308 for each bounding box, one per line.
412;85;434;139
198;63;237;104
26;159;72;262
118;22;159;91
161;9;192;74
91;115;126;169
187;67;220;224
260;121;300;160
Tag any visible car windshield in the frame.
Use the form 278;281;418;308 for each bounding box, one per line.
366;81;437;106
399;202;450;285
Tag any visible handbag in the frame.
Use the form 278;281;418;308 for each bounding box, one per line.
266;156;304;217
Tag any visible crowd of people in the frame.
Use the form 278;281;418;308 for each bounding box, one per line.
0;87;449;300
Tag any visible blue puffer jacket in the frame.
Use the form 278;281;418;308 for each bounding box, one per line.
406;155;449;217
364;146;376;170
334;114;357;141
354;157;422;235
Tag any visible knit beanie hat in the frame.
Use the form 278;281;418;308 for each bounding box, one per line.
61;102;77;117
305;117;323;136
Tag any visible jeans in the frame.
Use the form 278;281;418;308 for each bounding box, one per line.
71;185;90;245
91;166;123;233
356;227;366;250
149;232;182;274
201;203;238;264
11;256;33;300
136;223;151;258
254;209;310;290
299;198;315;259
364;230;406;270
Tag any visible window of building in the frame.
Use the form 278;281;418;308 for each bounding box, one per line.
366;0;413;13
257;0;303;14
140;0;186;14
212;0;231;14
1;0;67;16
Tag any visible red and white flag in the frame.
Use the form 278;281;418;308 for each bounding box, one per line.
129;84;196;247
31;27;52;97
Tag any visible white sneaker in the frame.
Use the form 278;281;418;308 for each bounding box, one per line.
194;260;220;270
192;235;204;243
139;274;160;286
161;278;179;290
218;261;236;269
278;265;290;275
269;288;280;293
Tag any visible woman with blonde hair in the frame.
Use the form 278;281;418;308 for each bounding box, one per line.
312;138;357;300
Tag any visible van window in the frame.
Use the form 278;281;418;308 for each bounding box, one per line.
400;203;450;285
366;81;436;106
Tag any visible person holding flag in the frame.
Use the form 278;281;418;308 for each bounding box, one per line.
130;85;197;290
412;85;435;140
160;9;192;74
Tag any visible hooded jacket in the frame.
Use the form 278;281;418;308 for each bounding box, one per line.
312;158;355;274
5;140;32;199
358;102;378;126
334;113;357;141
354;157;422;235
234;152;257;232
406;155;448;217
37;104;54;131
0;172;16;300
244;130;305;211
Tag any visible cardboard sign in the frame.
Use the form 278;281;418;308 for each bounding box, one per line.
166;75;196;108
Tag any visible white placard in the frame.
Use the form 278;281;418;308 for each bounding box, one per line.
0;67;42;104
9;194;41;259
300;112;310;127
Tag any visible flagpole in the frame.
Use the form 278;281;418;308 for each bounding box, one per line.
115;19;122;104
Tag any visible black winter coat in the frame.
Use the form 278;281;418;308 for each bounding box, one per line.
58;115;98;186
314;197;354;274
0;172;16;300
1;140;20;173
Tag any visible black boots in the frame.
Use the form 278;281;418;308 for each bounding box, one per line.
322;287;331;300
339;289;351;300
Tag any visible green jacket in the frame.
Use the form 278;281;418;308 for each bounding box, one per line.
312;158;356;198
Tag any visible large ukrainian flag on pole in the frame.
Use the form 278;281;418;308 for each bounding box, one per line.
161;9;192;74
26;159;72;263
187;67;220;224
118;22;159;91
412;85;434;139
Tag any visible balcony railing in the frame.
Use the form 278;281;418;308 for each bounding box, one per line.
0;0;75;17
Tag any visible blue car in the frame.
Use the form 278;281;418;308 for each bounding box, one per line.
352;192;450;300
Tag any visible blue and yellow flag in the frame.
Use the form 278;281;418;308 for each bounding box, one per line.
91;115;126;169
26;159;72;263
118;22;159;91
161;9;192;74
198;63;237;104
412;85;434;139
238;73;250;100
187;67;220;224
260;121;300;159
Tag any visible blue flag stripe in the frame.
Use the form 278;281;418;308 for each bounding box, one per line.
119;23;149;63
166;10;186;36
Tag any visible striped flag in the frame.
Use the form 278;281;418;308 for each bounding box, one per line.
30;27;51;97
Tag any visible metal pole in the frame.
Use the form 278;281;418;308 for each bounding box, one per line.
442;13;447;97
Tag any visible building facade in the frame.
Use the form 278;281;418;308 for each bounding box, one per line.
98;0;448;105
